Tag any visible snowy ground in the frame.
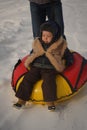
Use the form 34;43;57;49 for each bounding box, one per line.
0;0;87;130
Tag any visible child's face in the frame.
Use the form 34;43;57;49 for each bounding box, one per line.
42;31;53;44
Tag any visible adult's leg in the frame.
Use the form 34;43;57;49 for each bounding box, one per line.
16;67;41;101
30;2;46;38
41;69;58;102
50;0;66;38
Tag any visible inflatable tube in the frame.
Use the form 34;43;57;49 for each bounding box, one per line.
11;52;87;104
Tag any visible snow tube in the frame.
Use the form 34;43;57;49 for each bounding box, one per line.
11;52;87;104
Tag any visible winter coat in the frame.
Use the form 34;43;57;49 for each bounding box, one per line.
25;36;67;72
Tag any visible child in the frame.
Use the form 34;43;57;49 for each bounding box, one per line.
13;21;68;111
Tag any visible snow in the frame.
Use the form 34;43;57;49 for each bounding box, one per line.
0;0;87;130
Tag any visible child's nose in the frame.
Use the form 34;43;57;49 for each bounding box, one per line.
45;36;47;40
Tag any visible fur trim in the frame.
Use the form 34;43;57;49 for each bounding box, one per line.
32;38;45;56
25;37;67;72
47;36;63;52
46;52;65;72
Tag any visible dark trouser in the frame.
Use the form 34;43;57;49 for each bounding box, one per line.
16;66;58;102
29;0;65;38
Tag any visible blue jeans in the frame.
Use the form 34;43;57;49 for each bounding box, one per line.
30;1;65;38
